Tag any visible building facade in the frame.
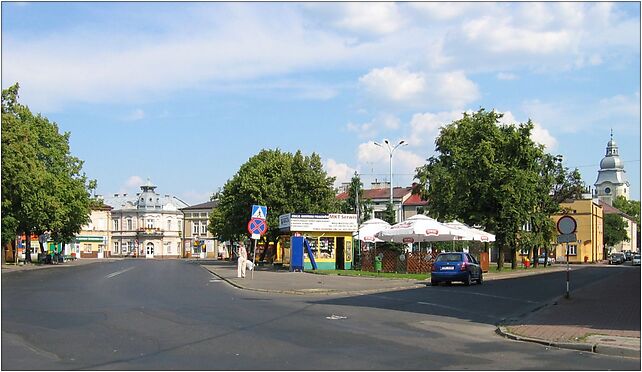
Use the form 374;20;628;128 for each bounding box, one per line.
551;198;604;263
594;132;630;206
180;201;219;258
599;201;638;254
336;181;429;223
104;179;187;259
69;205;113;258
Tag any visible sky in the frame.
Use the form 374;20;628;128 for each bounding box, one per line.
2;2;640;205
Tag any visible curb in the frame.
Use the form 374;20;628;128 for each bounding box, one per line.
496;326;640;358
201;266;425;296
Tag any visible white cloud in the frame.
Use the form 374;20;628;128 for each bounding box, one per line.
357;141;425;186
498;111;557;150
180;190;214;205
346;121;377;140
408;2;479;21
324;159;356;187
332;3;402;35
496;72;518;80
463;16;573;54
359;67;479;108
124;175;144;189
359;67;426;102
409;110;465;147
123;108;145;121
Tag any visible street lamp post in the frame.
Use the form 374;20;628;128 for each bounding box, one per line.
374;139;407;217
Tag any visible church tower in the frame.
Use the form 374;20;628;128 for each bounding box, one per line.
594;130;630;206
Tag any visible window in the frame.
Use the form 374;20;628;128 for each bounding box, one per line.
200;213;207;218
147;219;154;229
114;241;119;254
565;244;577;256
122;241;129;253
113;219;119;231
167;242;172;254
200;221;207;234
127;219;133;230
84;244;92;253
167;219;172;231
193;221;199;234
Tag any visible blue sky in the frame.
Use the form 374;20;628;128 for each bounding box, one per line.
2;2;640;204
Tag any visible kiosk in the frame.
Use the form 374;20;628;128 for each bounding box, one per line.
276;213;357;270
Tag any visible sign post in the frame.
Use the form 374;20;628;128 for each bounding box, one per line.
248;205;268;279
556;216;577;299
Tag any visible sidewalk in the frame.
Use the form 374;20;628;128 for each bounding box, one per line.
498;266;641;359
1;258;122;274
200;260;571;296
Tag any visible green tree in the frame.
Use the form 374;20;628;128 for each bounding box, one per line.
613;196;640;233
340;172;373;224
381;202;396;225
414;109;554;270
603;213;629;249
2;83;91;261
209;149;339;242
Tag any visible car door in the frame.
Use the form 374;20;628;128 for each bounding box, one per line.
466;253;480;279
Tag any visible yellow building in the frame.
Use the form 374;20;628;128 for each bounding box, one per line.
70;205;113;258
180;201;219;258
551;199;604;263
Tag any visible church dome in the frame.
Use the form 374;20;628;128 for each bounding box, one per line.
600;155;623;170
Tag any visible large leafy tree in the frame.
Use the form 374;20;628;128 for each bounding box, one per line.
414;109;561;270
613;196;640;233
209;149;339;242
603;213;629;249
2;84;91;261
528;155;585;267
340;172;373;224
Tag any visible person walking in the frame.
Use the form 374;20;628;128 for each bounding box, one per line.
237;242;248;278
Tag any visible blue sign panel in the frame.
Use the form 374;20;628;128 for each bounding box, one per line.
251;205;268;220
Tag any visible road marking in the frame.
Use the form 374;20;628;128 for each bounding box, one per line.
326;315;347;320
105;267;134;279
436;289;539;304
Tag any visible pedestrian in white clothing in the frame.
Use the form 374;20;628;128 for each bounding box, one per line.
237;243;248;278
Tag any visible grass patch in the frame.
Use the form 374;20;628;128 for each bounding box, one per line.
310;269;429;280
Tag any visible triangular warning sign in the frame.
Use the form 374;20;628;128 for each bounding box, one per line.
252;206;266;219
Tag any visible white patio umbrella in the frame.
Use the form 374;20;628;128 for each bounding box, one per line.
444;220;478;241
468;227;496;242
375;214;466;244
355;218;391;243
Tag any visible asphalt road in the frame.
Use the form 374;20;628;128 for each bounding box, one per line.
2;260;639;370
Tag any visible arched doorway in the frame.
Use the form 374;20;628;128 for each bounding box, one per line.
146;242;154;259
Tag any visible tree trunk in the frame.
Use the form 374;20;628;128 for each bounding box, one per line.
11;239;17;263
497;243;504;271
533;246;539;268
511;247;517;270
25;233;32;263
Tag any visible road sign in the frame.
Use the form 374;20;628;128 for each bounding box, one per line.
248;217;268;237
251;205;267;220
557;216;577;235
557;233;577;244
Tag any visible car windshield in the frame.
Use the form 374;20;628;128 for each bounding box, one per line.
635;255;640;259
436;253;463;262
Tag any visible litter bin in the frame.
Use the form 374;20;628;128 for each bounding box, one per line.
374;255;382;273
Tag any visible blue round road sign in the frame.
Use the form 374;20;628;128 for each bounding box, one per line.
248;218;268;236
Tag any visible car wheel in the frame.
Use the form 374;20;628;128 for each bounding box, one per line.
477;273;483;285
464;273;472;286
431;279;439;286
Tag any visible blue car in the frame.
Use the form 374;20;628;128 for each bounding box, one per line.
431;252;483;286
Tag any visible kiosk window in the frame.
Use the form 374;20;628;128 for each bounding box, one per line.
307;237;318;258
319;237;334;259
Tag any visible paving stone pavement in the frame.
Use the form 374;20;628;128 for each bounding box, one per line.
499;266;640;359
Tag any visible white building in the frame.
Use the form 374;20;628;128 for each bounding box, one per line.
594;132;630;206
104;179;188;259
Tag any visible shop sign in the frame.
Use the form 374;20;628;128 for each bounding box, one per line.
279;213;357;232
75;236;106;242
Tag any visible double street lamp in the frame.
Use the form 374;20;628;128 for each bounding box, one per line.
374;139;407;207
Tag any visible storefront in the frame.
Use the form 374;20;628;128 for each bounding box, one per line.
276;213;357;270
